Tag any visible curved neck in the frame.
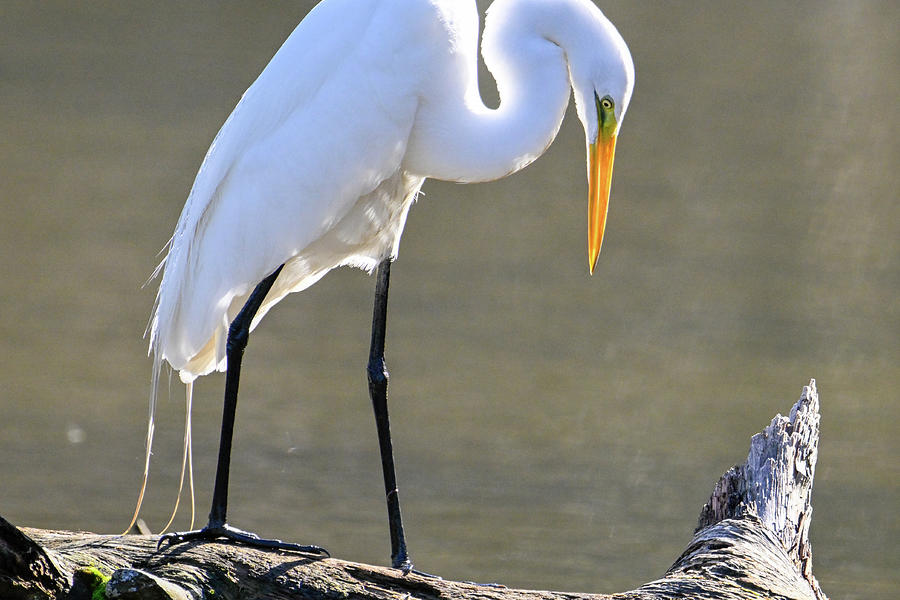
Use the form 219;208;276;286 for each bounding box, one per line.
403;3;573;183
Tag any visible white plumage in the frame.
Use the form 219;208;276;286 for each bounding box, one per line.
148;0;633;382
151;0;426;379
133;0;634;550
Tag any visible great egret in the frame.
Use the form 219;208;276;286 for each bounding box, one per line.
130;0;634;572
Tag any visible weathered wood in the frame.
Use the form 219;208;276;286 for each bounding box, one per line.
697;379;825;600
0;380;828;600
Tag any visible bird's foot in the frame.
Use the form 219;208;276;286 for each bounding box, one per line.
401;564;504;588
156;522;329;557
392;559;458;584
392;555;415;575
405;565;440;579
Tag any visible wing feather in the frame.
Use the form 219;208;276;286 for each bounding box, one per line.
150;0;451;378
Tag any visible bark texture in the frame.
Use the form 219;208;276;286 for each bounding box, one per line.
0;380;827;600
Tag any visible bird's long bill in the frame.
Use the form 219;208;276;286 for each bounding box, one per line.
588;131;617;274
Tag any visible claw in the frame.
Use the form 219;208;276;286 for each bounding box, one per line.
155;523;329;557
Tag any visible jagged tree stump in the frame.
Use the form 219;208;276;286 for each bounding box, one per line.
0;380;827;600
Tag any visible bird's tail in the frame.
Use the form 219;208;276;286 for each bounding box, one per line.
159;381;195;533
123;356;196;534
122;353;162;534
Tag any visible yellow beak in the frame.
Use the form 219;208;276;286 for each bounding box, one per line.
588;130;617;274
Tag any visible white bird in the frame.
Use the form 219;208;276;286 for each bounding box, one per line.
129;0;634;571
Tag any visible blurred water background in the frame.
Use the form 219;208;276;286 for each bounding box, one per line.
0;2;897;598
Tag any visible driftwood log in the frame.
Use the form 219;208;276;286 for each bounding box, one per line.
1;380;827;600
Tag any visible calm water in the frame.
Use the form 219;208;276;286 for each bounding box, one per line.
1;2;897;597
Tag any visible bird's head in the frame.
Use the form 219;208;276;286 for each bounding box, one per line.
567;4;634;273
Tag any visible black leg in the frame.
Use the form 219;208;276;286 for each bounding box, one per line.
367;258;413;572
159;263;328;557
208;263;283;527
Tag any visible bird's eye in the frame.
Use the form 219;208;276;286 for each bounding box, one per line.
600;96;614;111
